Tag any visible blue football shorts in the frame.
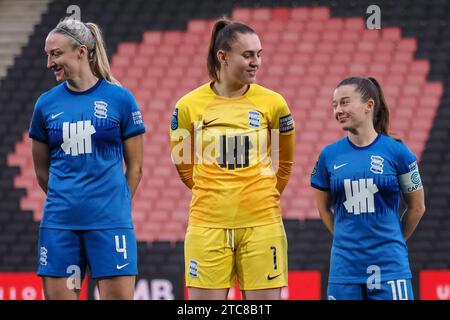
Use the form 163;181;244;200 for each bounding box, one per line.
328;279;414;300
37;227;138;279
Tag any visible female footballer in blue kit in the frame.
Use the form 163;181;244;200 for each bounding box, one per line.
311;77;426;300
29;19;145;299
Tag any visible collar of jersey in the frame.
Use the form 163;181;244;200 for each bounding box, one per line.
346;133;381;150
63;78;103;95
208;81;254;100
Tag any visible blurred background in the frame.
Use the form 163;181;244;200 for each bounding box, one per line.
0;0;448;299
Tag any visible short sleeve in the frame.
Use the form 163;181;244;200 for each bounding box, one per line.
269;94;295;135
121;89;146;140
310;148;330;191
29;96;48;143
394;142;417;175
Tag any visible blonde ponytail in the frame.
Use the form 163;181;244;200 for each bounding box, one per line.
85;23;120;85
51;20;120;86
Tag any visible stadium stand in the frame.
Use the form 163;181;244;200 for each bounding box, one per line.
0;0;449;298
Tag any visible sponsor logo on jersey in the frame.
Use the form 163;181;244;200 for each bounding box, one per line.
343;178;379;214
408;161;417;171
370;155;384;174
248;110;260;128
333;163;348;170
279;114;294;133
61;121;96;156
94;101;108;119
202;118;218;127
132;111;143;125
51;112;64;119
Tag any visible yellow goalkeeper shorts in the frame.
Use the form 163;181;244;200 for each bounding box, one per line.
184;221;288;290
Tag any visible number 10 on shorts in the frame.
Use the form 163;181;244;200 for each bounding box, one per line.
115;235;127;259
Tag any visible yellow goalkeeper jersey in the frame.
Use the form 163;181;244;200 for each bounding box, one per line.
170;82;295;228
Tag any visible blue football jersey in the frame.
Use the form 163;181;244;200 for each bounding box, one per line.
29;79;146;229
311;134;422;284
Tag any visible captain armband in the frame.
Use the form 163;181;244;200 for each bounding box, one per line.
398;167;423;193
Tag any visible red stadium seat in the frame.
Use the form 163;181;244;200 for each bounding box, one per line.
382;28;401;41
142;31;162;44
344;18;364;31
271;8;290;21
117;42;138;55
252;8;272;21
310;7;330;20
306;20;325;32
324;18;344;31
290;7;310;21
409;60;430;76
423;82;443;98
187;20;210;33
357;41;376;52
397;39;417;52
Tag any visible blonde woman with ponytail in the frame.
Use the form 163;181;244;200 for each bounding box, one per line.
29;19;145;299
311;76;425;300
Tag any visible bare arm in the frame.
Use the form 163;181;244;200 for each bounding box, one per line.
401;189;425;241
315;189;334;235
123;134;144;198
275;133;295;195
31;139;50;194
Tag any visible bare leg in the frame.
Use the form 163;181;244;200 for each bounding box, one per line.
96;276;136;300
42;277;80;300
242;288;281;300
188;287;229;300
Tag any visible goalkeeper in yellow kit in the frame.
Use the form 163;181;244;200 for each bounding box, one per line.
170;17;295;300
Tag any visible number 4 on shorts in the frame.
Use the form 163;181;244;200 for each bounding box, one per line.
115;235;127;259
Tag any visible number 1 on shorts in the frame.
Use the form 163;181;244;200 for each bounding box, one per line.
270;246;277;270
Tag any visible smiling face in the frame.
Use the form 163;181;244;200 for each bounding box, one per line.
332;84;375;132
218;32;262;85
44;32;87;82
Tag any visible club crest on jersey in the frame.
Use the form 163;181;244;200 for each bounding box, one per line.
370;155;384;174
94;101;108;119
248;110;260;128
171;108;179;130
